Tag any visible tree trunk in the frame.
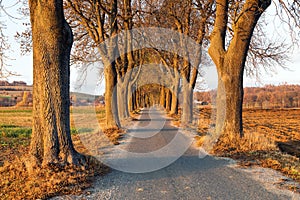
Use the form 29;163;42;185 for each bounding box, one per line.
181;79;193;124
216;67;244;139
128;83;134;112
215;76;226;135
103;0;120;128
29;0;84;167
170;78;180;115
104;62;120;128
208;0;271;138
135;88;140;109
160;86;166;108
165;89;171;112
117;83;130;120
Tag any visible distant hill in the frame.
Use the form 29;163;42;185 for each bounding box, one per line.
0;80;28;87
0;81;32;107
195;84;300;109
0;81;32;92
70;92;104;106
70;92;100;101
0;81;104;107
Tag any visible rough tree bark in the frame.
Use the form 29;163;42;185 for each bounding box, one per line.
208;0;271;138
29;0;85;167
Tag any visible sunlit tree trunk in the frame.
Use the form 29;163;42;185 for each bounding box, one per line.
160;86;166;108
165;89;171;111
29;0;85;167
208;0;271;138
103;60;120;128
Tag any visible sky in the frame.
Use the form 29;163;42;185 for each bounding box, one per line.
1;1;299;95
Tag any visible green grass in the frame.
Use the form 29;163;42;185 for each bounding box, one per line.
96;109;105;115
0;126;32;138
0;137;30;147
0;125;94;148
0;124;19;128
0;125;93;138
0;126;31;147
70;127;94;135
0;96;11;99
0;109;32;113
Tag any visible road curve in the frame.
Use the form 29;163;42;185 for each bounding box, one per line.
52;107;297;200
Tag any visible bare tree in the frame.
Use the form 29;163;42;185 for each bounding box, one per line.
66;0;122;128
207;0;298;139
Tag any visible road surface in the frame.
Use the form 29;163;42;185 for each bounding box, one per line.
52;107;298;200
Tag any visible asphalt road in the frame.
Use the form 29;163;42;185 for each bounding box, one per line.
52;107;297;200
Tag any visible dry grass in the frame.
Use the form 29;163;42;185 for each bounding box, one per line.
211;131;277;154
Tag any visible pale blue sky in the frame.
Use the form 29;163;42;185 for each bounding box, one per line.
1;1;299;93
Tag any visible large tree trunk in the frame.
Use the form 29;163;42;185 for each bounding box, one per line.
216;64;244;139
208;0;271;138
29;0;84;167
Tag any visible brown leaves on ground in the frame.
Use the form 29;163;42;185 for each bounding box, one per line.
0;135;110;200
103;127;124;145
0;155;109;199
